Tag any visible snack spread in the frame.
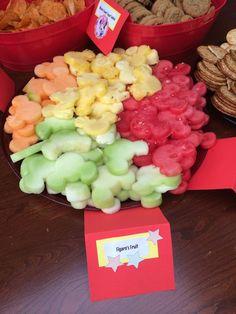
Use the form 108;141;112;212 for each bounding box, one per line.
3;45;216;213
0;0;85;32
195;29;236;118
115;0;215;25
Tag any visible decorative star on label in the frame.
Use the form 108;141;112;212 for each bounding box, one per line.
127;251;143;269
106;255;123;272
147;229;163;245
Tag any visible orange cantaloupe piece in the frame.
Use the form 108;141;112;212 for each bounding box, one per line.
43;74;77;96
4;120;13;133
41;99;56;107
14;124;35;137
9;134;38;153
34;56;69;80
6;115;25;130
23;78;49;101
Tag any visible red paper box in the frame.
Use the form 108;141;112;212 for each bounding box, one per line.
84;207;175;301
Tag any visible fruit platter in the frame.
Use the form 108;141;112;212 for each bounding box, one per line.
1;45;217;214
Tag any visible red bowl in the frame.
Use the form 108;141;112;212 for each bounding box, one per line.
0;0;93;72
117;0;226;61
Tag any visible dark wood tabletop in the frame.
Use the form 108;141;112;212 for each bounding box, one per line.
1;1;236;313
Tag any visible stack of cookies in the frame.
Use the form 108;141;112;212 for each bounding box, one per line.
195;29;236;118
115;0;215;25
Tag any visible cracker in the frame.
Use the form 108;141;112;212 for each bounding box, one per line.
231;81;236;95
217;86;236;105
164;6;184;23
212;95;236;118
197;46;219;64
217;58;236;80
223;53;236;74
194;70;223;91
182;0;211;17
201;60;226;78
208;45;227;59
220;42;230;51
226;28;236;46
230;50;236;62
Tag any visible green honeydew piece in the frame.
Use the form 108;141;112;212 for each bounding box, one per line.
41;130;92;160
91;165;136;209
20;153;55;194
129;190;141;201
71;200;88;210
35;117;76;140
132;165;181;196
104;138;148;175
101;198;121;214
117;190;130;202
92;187;115;209
80;148;103;164
46;152;85;193
79;161;98;185
141;192;162;208
64;182;90;203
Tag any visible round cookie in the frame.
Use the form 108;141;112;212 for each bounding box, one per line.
197;46;219;64
212;95;236;118
137;0;154;8
230;50;236;62
180;14;193;22
182;0;211;18
173;0;183;10
194;70;224;91
220;42;230;51
164;6;184;23
201;60;225;78
218;85;236;105
217;58;236;80
207;45;227;59
125;1;141;12
151;0;173;16
132;6;152;21
140;14;163;24
226;28;236;45
223;53;236;73
231;81;236;95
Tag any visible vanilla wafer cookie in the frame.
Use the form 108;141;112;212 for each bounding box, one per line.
224;53;236;73
201;60;226;78
212;94;236;118
197;46;219;64
208;45;227;59
197;62;226;83
218;58;236;80
231;81;236;95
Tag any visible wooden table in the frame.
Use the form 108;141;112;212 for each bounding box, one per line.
1;2;236;313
